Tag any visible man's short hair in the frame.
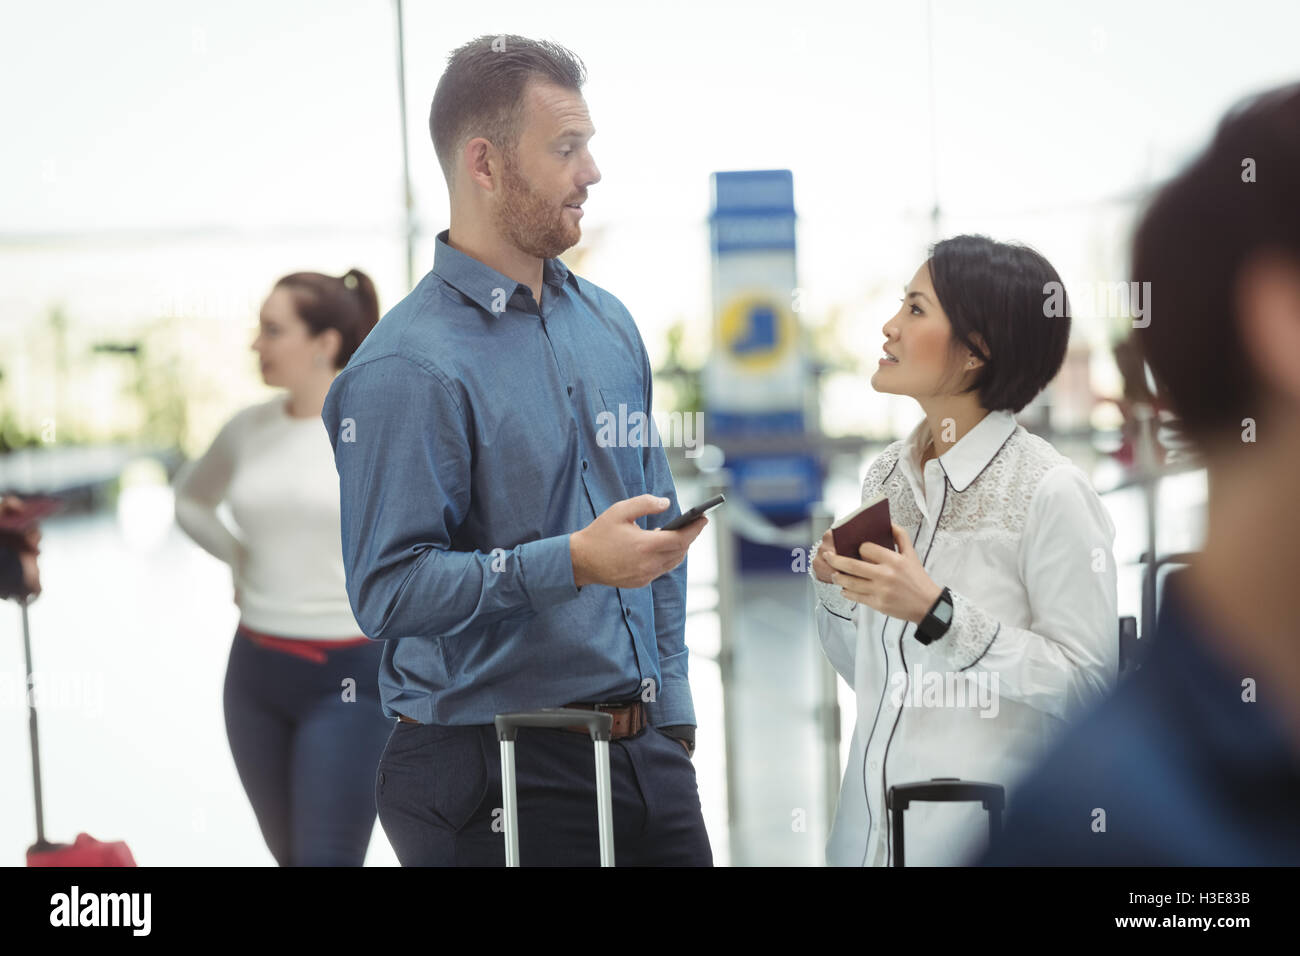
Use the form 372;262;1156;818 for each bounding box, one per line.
926;234;1072;415
1130;82;1300;452
429;35;587;186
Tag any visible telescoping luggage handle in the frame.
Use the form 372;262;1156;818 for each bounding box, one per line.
494;708;615;867
20;598;51;852
886;778;1005;867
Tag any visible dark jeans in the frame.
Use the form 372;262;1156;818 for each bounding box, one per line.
223;629;392;865
376;721;713;866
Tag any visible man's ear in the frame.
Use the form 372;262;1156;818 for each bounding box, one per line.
1235;250;1300;407
461;136;499;193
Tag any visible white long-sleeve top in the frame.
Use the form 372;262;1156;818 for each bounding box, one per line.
173;394;364;639
810;408;1118;866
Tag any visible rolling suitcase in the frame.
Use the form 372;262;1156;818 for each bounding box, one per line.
494;708;615;866
886;777;1004;867
16;596;137;866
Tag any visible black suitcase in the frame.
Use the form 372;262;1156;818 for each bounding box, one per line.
886;777;1004;866
494;708;615;866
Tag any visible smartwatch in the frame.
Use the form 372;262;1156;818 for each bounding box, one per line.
914;586;954;645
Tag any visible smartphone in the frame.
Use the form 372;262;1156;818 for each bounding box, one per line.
660;494;725;531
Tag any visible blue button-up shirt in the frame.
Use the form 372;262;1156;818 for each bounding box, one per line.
321;228;695;730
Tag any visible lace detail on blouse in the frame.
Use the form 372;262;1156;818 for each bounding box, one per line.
935;430;1070;537
941;588;1002;670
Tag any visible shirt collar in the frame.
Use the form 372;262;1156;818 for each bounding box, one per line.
431;228;573;315
904;408;1019;493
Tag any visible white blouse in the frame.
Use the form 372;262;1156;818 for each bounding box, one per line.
173;394;364;639
810;408;1118;866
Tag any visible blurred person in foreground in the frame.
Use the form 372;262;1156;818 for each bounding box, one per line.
322;35;710;866
810;237;1118;866
174;269;388;866
0;494;42;601
982;82;1300;865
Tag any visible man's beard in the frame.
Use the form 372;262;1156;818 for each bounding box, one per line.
493;150;579;260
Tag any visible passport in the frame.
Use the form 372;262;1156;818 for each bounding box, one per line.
830;493;896;561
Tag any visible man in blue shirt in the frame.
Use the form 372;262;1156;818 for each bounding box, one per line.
321;35;712;866
980;83;1300;866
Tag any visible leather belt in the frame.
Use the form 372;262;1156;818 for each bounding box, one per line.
560;700;646;738
396;700;647;738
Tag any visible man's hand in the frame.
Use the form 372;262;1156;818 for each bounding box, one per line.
570;495;707;589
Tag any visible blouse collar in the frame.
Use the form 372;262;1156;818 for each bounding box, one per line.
902;408;1019;493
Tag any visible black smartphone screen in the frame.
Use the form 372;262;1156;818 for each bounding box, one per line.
661;494;725;531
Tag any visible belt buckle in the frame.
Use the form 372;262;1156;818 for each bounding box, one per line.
566;699;640;738
603;699;642;738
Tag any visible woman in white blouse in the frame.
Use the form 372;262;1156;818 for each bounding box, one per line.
810;235;1118;866
174;269;387;866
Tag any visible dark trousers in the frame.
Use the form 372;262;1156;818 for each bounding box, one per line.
376;721;713;866
223;629;392;865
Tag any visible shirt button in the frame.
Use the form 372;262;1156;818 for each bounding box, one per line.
624;606;631;617
567;385;573;395
582;460;588;470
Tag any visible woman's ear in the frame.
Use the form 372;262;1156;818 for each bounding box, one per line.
966;331;989;368
321;328;343;368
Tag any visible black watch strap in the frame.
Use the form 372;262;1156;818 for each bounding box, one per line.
914;586;953;645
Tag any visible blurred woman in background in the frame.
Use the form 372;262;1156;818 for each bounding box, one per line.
174;268;386;866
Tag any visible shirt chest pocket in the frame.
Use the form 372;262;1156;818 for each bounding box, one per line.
597;386;649;497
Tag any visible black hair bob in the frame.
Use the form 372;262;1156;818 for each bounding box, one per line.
927;234;1071;414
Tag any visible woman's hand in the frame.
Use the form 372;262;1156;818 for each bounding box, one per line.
823;522;944;624
811;528;837;583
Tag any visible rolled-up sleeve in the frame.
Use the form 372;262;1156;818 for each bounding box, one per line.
322;354;581;641
932;463;1118;722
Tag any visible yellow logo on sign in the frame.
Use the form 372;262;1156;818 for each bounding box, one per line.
718;293;795;372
